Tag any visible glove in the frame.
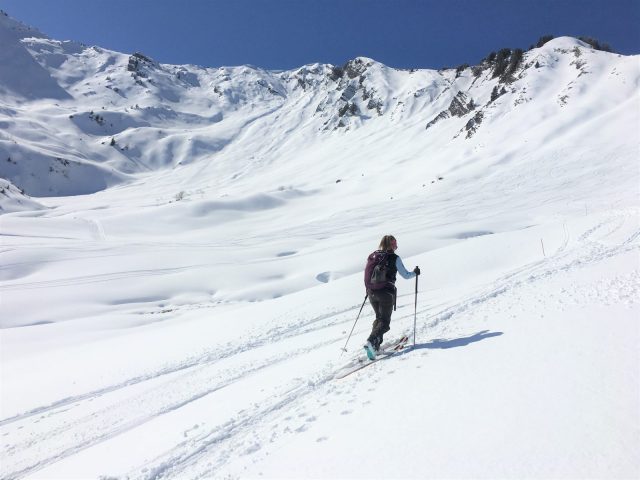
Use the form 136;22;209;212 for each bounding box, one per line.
413;266;421;275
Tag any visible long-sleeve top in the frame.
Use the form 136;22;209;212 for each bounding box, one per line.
395;256;416;279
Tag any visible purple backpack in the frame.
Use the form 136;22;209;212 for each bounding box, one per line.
364;250;393;291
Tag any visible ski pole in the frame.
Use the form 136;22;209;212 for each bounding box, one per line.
413;274;418;347
341;294;368;355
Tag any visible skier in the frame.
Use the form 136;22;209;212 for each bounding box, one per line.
363;235;420;360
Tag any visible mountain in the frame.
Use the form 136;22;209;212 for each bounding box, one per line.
0;10;639;480
0;8;637;201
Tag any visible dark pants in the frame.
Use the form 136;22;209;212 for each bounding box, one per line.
367;289;395;349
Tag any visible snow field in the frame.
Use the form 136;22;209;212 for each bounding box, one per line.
2;208;639;478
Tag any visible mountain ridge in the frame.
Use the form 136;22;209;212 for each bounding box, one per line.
0;11;637;206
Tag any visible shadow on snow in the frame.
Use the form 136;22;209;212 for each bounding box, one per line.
412;330;503;350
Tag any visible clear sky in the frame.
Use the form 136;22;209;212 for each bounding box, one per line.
1;0;638;70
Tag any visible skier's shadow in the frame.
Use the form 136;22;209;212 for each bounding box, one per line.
411;330;503;350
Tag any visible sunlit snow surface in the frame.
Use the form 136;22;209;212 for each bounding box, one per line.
1;11;639;479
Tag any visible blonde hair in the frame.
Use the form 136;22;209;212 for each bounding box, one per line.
378;235;396;251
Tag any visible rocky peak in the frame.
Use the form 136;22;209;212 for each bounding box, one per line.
330;57;375;81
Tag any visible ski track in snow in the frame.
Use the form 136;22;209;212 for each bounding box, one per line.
1;213;637;479
0;265;203;291
129;215;640;480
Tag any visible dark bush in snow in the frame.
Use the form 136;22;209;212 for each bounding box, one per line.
492;48;512;79
535;35;555;49
578;36;614;52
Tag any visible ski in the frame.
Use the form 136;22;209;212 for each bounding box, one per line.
334;336;409;380
378;335;409;355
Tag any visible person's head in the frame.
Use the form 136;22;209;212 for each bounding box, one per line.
378;235;398;252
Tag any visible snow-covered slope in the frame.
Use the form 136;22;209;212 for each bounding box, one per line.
0;7;637;200
0;178;45;213
0;10;639;480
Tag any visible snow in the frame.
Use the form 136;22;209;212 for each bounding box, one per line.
0;10;639;479
0;178;46;213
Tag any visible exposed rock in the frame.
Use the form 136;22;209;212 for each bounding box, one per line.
425;111;450;130
343;58;371;79
449;91;475;116
465;111;484;138
426;91;476;130
330;58;373;81
340;83;357;102
338;102;359;117
256;79;284;97
489;85;508;103
329;66;344;81
366;98;383;116
127;52;155;79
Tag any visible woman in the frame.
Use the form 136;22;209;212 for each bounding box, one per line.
363;235;420;359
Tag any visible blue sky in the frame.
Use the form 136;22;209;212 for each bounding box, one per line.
1;0;638;70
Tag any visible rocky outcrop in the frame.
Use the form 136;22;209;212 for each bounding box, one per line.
127;52;156;85
464;111;484;138
426;91;476;130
